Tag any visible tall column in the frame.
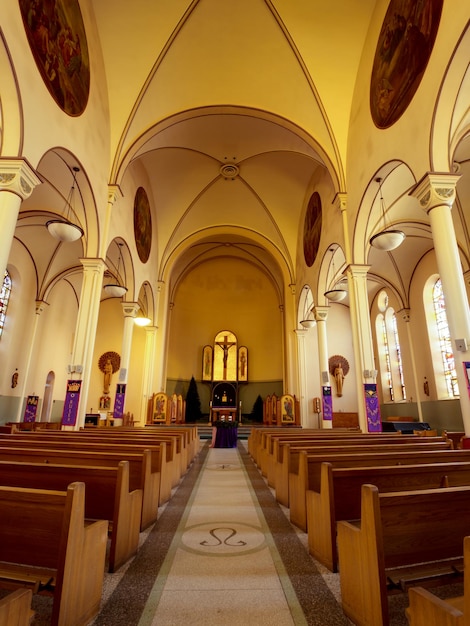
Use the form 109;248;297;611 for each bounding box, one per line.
70;258;107;429
399;308;424;421
0;159;41;279
119;302;140;390
314;306;331;428
411;173;470;433
15;301;48;422
98;185;123;257
335;192;352;265
284;284;299;396
295;328;309;427
138;325;158;426
347;264;376;432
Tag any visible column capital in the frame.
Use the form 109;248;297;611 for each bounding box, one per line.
0;158;42;200
313;306;329;322
333;192;347;212
347;264;371;279
35;300;49;315
108;185;123;205
398;308;411;322
122;302;139;318
294;328;309;338
80;257;107;273
410;172;461;214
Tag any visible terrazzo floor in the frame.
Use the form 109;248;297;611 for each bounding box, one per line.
15;439;464;625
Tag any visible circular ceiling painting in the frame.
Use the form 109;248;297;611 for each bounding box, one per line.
19;0;90;116
370;0;443;129
303;192;322;267
134;187;152;263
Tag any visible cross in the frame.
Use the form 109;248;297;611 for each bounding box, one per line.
215;335;236;380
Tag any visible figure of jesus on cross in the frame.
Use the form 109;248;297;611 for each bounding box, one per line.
215;334;236;380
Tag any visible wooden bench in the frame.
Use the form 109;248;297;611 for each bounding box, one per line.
307;460;470;572
0;459;142;572
406;536;470;626
0;589;34;626
0;445;162;529
0;432;180;493
0;482;108;626
288;446;467;532
271;434;450;503
337;484;470;626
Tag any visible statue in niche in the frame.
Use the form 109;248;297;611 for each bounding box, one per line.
329;355;349;397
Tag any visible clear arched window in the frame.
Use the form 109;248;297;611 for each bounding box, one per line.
375;290;406;402
0;270;12;338
432;278;459;397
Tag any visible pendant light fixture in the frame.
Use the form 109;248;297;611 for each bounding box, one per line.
369;177;405;251
324;247;347;302
300;286;316;328
104;243;128;298
46;166;84;242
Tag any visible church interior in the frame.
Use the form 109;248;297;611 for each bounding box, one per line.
0;1;470;624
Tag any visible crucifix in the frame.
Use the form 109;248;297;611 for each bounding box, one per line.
215;334;236;380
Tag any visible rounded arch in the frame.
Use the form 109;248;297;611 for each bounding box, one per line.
431;24;470;171
0;30;23;156
112;106;341;194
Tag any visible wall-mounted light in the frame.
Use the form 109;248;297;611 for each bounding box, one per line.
46;166;84;242
369;177;405;251
104;243;128;298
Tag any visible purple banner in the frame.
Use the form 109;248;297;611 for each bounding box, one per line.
23;395;39;422
364;384;381;432
113;383;126;419
61;380;82;427
322;386;332;421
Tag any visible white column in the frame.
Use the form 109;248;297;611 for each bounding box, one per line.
399;308;423;421
119;302;140;388
0;159;41;279
15;301;48;422
295;328;309;427
314;306;332;428
411;173;470;433
347;264;376;432
70;258;107;429
137;325;158;426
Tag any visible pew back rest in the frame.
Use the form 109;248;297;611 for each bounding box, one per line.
0;484;71;569
304;449;470;492
328;461;470;520
376;485;470;568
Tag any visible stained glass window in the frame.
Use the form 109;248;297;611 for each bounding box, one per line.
432;278;459;397
391;313;406;400
0;270;12;338
380;316;394;401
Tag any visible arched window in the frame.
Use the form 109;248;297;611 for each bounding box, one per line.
375;290;406;402
432;278;459;397
0;270;12;338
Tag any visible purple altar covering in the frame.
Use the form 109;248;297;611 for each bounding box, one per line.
211;424;238;448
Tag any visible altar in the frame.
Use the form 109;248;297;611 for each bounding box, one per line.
210;419;238;448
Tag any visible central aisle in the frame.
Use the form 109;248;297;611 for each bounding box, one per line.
138;446;306;626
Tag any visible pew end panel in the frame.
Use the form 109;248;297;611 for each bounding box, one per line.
0;589;34;626
0;482;108;626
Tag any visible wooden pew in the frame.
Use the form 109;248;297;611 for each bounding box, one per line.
337;484;470;626
406;536;469;626
0;482;108;626
271;434;450;501
0;460;142;573
288;445;466;532
0;445;162;529
0;432;180;492
307;460;470;572
0;589;34;626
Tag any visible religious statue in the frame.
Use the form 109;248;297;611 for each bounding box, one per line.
329;355;349;397
98;351;121;396
334;364;345;397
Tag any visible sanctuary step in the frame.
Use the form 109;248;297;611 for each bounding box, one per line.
197;425;253;440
